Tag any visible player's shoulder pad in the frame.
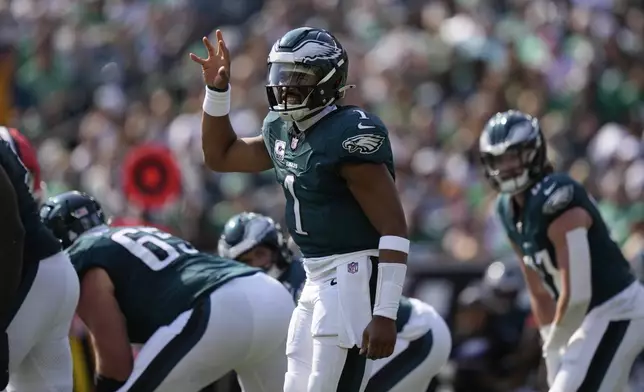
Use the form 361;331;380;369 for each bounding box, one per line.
261;112;282;136
263;111;281;126
70;228;115;256
68;228;122;275
335;106;389;156
531;173;579;216
65;236;94;273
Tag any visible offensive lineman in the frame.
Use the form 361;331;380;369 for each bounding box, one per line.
0;131;79;391
191;28;409;391
218;212;451;392
478;110;644;391
40;191;294;392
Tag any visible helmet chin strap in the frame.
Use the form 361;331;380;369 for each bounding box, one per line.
277;84;355;129
498;170;531;194
289;105;337;131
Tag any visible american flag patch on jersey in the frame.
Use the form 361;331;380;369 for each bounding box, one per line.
347;262;359;274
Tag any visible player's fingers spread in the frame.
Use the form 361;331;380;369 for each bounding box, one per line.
203;36;216;57
215;30;230;59
216;29;224;45
189;53;206;65
221;41;230;59
217;40;226;59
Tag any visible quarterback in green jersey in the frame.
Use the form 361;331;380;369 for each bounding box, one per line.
479;110;644;392
40;191;294;392
191;27;409;392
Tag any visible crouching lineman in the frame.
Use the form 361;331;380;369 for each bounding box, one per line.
0;131;79;391
479;110;644;392
40;191;294;392
219;212;452;392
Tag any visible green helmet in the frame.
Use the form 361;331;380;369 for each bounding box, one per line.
266;27;350;122
478;110;548;194
218;212;292;269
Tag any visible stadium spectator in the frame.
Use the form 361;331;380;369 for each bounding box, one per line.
3;0;642;390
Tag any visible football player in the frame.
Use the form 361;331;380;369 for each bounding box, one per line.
40;191;294;392
218;212;451;392
191;28;409;392
479;110;644;392
0;135;79;391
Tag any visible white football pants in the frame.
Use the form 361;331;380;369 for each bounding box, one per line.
6;251;80;392
117;273;294;392
550;282;644;392
284;253;378;392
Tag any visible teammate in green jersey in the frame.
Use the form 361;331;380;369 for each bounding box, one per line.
40;191;294;392
479;110;644;392
191;27;409;392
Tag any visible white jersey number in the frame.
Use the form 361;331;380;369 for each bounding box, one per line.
525;249;560;297
111;227;198;271
284;174;308;235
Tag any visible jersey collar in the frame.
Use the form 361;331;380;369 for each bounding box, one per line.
295;105;337;131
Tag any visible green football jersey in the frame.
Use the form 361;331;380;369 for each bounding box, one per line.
496;173;634;311
262;106;395;258
66;226;260;343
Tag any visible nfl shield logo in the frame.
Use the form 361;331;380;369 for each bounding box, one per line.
291;137;299;150
347;262;359;274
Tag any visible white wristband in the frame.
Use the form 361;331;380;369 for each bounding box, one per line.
373;262;407;320
378;235;410;254
203;85;231;117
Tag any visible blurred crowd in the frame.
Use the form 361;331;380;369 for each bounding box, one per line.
0;0;643;259
1;0;642;391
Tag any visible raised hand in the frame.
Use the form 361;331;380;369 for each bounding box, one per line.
189;30;231;90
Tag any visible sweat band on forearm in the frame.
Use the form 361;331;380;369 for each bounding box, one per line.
373;262;407;319
203;84;231;117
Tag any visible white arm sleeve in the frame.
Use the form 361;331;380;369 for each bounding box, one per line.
545;227;592;350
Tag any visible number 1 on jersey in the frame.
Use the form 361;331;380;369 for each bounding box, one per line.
284;174;308;235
